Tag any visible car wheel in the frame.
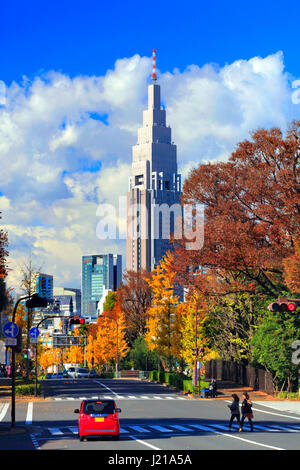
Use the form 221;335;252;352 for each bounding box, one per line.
79;434;84;442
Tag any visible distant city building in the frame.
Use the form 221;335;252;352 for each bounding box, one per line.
35;273;53;300
53;287;81;315
126;49;182;272
97;287;112;316
81;254;122;320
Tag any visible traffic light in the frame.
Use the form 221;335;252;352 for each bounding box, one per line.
268;299;300;313
26;294;48;309
69;316;85;326
199;347;205;357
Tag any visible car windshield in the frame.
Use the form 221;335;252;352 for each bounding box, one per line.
83;401;115;415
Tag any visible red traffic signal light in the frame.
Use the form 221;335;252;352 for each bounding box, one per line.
268;299;299;313
69;316;85;325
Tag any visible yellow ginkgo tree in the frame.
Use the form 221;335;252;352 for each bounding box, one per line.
145;252;183;369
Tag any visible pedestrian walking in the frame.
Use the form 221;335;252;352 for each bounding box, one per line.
227;393;241;431
239;392;254;432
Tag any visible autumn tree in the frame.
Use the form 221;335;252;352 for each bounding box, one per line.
180;123;300;298
86;299;129;372
118;270;152;346
145;252;183;370
283;234;300;294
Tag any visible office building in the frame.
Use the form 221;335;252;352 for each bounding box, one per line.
35;273;53;300
81;254;122;319
126;49;182;272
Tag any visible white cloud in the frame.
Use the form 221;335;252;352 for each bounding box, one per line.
1;51;299;291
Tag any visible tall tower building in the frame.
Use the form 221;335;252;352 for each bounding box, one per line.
126;49;182;272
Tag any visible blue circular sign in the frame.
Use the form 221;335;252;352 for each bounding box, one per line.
3;322;19;338
29;327;40;338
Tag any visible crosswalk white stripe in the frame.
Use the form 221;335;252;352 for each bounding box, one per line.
140;396;150;399
169;424;192;431
165;397;175;400
49;427;64;435
128;395;137;399
26;402;33;425
189;423;216;433
153;396;163;399
149;425;173;432
250;424;280;432
270;424;300;433
0;403;9;422
119;427;130;433
67;426;78;434
212;424;230;431
128;425;151;433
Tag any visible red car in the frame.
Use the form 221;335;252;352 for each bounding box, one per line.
74;399;121;441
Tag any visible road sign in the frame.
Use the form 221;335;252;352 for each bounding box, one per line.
29;327;40;339
5;338;17;346
3;322;19;338
30;338;38;344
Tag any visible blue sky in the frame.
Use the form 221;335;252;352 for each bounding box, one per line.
1;0;300;291
2;0;300;84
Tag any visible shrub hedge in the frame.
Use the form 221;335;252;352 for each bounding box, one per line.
15;383;41;395
148;370;209;394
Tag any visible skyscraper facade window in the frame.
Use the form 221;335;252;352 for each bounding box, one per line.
35;273;53;300
81;254;122;319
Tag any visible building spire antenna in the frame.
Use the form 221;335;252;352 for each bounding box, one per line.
151;48;157;83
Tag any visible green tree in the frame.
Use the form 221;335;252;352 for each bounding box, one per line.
251;309;300;392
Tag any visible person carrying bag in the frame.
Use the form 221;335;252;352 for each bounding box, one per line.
228;393;241;431
239;392;254;432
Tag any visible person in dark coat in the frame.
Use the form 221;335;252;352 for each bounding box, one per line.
239;392;254;432
228;393;241;431
209;378;217;397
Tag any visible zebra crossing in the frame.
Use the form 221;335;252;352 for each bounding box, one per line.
33;420;300;438
53;394;188;401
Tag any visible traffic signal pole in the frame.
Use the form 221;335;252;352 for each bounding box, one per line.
11;294;32;428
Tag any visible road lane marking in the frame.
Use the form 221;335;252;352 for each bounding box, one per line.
219;432;285;450
95;380;118;396
0;403;9;422
26;402;33;425
129;435;161;450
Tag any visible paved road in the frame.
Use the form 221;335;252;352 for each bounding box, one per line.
1;378;300;452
